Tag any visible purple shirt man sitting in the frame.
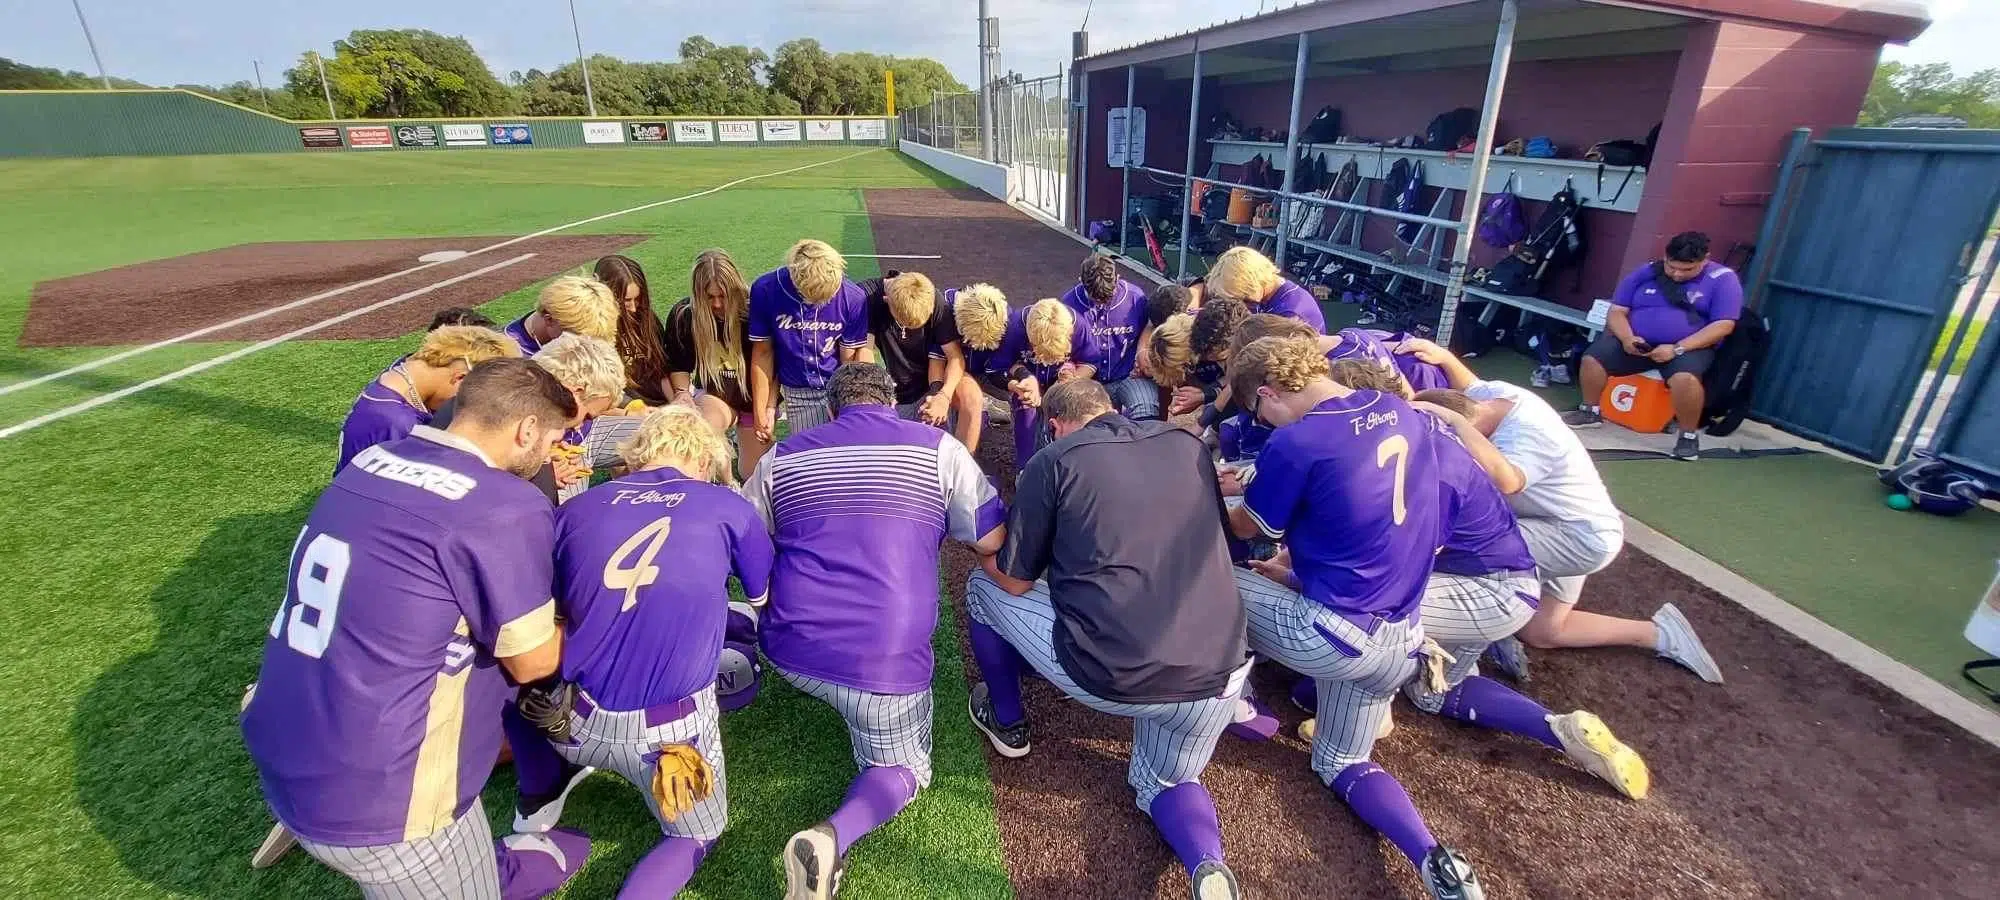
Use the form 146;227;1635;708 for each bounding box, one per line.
740;362;1006;899
1568;231;1744;459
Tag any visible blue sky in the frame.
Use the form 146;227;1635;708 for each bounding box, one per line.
2;0;1991;89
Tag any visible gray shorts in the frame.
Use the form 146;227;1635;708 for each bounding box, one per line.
296;799;500;900
554;686;728;841
1515;515;1621;604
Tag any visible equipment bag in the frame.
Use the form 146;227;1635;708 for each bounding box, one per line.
1424;107;1481;152
1477;191;1528;249
1523;136;1558;158
1700;309;1770;436
1474;187;1585;297
1302;106;1344;144
1585;140;1649;167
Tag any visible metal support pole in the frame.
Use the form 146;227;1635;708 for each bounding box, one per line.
1437;0;1518;346
1275;33;1310;272
70;0;111;89
1899;239;2000;463
1746;127;1814;307
1076;65;1090;234
978;0;995;161
568;0;597;117
252;60;271;113
315;52;338;120
1177;45;1204;279
1120;65;1135;258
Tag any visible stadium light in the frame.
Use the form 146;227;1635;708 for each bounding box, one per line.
567;0;598;117
69;0;112;90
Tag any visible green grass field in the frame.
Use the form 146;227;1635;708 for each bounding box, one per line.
0;148;1008;899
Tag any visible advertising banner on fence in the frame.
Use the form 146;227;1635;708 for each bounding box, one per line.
761;120;802;141
299;127;342;149
676;121;716;143
489;124;533;146
395;125;439;148
717;121;756;143
345;126;394;149
805;120;845;141
629;122;669;143
442;123;487;146
847;119;888;141
582;121;624;144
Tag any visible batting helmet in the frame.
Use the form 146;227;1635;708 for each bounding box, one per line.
718;601;763;712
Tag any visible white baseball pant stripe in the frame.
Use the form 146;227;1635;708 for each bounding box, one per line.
780;386;835;434
554;685;728;841
965;571;1245;810
1416;571;1541;703
296;798;500;900
1514;515;1621;604
1235;568;1422;784
777;668;934;788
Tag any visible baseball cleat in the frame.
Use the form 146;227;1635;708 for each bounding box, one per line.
783;823;844;900
1298;717;1316;742
513;761;595;833
249;823;296;869
1550;711;1651;800
1190;859;1241;900
1420;845;1485;900
1652;603;1724;683
1224;696;1279;742
967;683;1031;758
1483;636;1530;682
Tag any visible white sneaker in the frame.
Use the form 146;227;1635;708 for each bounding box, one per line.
1653;603;1724;683
1530;365;1552;388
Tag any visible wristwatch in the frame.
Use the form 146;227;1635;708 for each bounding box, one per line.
1672;344;1687;357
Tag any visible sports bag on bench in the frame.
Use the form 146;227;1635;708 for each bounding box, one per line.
1476;187;1585;297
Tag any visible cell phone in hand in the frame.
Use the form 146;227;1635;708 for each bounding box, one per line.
1632;339;1653;353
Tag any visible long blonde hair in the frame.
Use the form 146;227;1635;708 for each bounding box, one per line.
687;249;750;391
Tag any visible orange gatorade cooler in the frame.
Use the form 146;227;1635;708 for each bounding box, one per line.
1226;188;1257;225
1601;371;1675;434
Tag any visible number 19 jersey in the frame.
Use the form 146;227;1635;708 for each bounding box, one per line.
553;467;774;712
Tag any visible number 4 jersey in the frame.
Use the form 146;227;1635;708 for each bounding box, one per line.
242;426;559;847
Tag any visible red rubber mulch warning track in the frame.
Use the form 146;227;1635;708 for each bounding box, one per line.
867;187;2000;900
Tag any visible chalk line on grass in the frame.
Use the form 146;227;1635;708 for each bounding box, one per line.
0;254;536;441
0;148;883;400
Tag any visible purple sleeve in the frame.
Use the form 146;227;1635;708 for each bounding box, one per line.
747;277;774;342
987;324;1023;376
444;497;558;656
839;284;871;348
995;455;1057;581
1705;267;1744;324
1611;265;1649;308
729;502;775;604
1242;431;1309;538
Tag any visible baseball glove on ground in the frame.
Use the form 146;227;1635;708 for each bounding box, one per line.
650;743;715;822
517;678;577;742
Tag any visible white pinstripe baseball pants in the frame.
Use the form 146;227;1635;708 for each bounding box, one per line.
1411;571;1541;710
553;686;728;841
780;386;835;434
557;414;645;505
1234;568;1423;784
295;799;500;900
777;669;934;788
965;571;1246;810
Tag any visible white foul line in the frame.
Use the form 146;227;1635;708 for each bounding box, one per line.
0;254;535;441
843;254;944;259
1;147;884;398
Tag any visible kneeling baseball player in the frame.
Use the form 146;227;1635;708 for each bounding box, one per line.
989;297;1098;470
965;379;1251;900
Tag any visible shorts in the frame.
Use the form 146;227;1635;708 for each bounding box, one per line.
1514;515;1622;604
1585;332;1715;380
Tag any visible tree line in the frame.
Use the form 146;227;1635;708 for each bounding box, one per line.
0;29;967;120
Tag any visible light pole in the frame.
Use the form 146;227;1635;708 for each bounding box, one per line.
69;0;112;89
314;51;337;120
252;59;271;113
567;0;598;117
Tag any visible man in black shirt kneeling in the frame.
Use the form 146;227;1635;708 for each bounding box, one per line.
963;378;1251;900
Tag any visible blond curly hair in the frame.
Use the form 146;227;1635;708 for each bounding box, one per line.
1148;313;1195;390
1023;299;1075;366
411;324;520;368
952;283;1008;350
1329;359;1411;400
618;404;736;483
1206;246;1283;305
787;239;847;305
537;275;620;343
1229;335;1329;408
532;333;626;404
884;272;937;329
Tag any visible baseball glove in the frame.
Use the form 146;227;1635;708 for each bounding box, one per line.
650;742;715;822
1416;638;1457;695
516;678;577;743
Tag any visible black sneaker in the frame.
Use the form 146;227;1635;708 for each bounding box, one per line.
1561;407;1603;428
1420;845;1485;900
1672;432;1700;460
967;683;1031;758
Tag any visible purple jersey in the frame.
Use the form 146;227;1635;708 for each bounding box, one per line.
504;314;543;356
1243;391;1441;620
243;427;558;846
1258;279;1327;332
1217;410;1272;463
747;268;870;390
1428;419;1537;577
1060;279;1149;382
744;405;1004;694
989;308;1098;388
554;467;774;711
1326;328;1397;369
336;380;430;474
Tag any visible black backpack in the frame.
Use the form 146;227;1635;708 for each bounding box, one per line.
1424;107;1481;151
1302;106;1343;144
1701;309;1770;436
1476;187;1586;296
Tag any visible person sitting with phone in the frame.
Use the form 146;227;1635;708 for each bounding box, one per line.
1564;231;1742;460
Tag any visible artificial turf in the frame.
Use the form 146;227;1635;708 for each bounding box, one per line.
0;148;1005;898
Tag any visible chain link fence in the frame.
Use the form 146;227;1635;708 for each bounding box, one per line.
898;72;1070;221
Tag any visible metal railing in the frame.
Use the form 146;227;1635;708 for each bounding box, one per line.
898;72;1070;221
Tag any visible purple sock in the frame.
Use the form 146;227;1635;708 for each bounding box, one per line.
827;765;920;856
1438;676;1561;749
1012;401;1040;470
1147;782;1225;875
967;621;1026;725
501;704;565;798
1331;762;1437;868
615;837;708;899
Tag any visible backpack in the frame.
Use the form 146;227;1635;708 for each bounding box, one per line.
1391;161;1425;245
1424;107;1481;152
1522;136;1557;158
1451;300;1521;358
1476;187;1586;297
1586;139;1649;167
1701;309;1770;436
1302;106;1343;144
1477;191;1527;249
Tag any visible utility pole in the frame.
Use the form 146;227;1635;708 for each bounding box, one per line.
314;52;337;120
252;60;271;113
69;0;112;89
977;0;997;161
568;0;598;117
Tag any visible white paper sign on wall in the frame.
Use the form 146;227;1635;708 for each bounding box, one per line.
1106;106;1146;168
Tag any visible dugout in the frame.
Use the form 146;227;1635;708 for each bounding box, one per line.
1071;0;1929;343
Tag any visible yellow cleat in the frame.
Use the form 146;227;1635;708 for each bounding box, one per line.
1551;711;1650;800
